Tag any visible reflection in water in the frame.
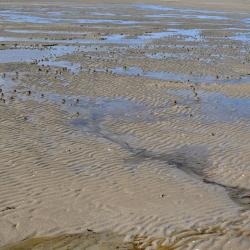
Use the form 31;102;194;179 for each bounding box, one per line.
0;46;76;63
111;66;250;85
167;89;250;122
146;13;229;20
0;11;144;25
0;29;203;45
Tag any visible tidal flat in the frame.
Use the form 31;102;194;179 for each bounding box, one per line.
0;0;249;249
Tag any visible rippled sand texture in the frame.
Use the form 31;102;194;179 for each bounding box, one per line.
0;0;250;249
0;231;173;250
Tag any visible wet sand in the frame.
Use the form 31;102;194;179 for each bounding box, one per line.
0;0;250;249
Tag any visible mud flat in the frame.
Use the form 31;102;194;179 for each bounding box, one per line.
0;0;250;249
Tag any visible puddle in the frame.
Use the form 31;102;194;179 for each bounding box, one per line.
132;29;202;42
6;28;250;47
0;46;77;63
0;45;83;75
165;28;203;41
0;28;203;45
104;29;203;43
229;32;250;44
134;4;250;30
111;66;201;83
134;4;176;11
86;11;131;17
134;3;228;15
167;89;250;122
0;48;52;63
0;73;20;92
87;11;117;16
103;29;203;44
111;66;250;84
19;91;152;124
65;96;150;123
0;11;146;25
146;13;229;21
0;12;54;24
5;29;87;35
76;19;145;25
98;29;203;43
243;18;250;24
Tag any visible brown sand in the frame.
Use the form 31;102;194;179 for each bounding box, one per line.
0;0;250;249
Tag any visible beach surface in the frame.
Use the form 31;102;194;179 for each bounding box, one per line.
0;0;250;249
